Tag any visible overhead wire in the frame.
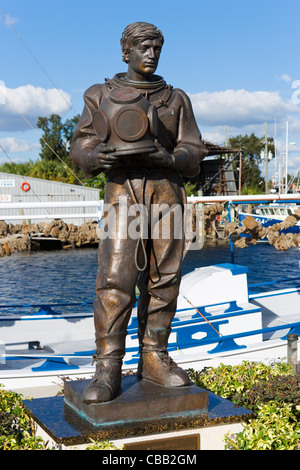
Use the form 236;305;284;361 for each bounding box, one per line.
0;90;84;186
0;8;71;110
0;8;222;337
0;7;84;186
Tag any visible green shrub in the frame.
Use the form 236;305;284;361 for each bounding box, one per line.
0;384;121;450
187;361;292;402
0;385;45;450
188;361;300;450
1;361;299;450
86;439;122;450
233;373;300;415
224;401;300;450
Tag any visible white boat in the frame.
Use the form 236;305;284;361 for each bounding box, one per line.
238;202;300;233
1;262;299;394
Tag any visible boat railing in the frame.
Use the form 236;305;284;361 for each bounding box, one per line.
2;319;300;365
187;194;300;204
1;298;300;366
0;300;94;317
248;276;300;294
0;298;257;321
123;317;300;358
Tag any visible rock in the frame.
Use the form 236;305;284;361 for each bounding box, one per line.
225;222;237;234
0;221;8;237
234;237;252;249
13;235;31;252
3;242;11;256
43;220;70;241
21;223;39;234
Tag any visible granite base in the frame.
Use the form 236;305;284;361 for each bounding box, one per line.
23;374;253;448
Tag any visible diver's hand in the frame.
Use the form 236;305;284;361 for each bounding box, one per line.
88;143;117;170
148;140;175;169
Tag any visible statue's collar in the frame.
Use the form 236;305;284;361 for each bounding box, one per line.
110;73;166;91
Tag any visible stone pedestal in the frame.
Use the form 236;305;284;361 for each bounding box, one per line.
23;374;252;450
64;375;208;428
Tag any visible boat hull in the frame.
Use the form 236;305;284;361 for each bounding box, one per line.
1;263;299;395
238;211;300;234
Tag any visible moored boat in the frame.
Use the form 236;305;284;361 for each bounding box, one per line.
238;202;300;234
1;262;299;394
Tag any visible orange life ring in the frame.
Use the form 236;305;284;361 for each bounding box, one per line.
21;182;30;192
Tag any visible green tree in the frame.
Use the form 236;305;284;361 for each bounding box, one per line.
0;113;108;192
84;173;107;199
36;114;80;161
35;113;88;184
36;113;108;191
0;160;35;177
228;133;275;194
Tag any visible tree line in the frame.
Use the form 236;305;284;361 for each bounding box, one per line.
0;113;275;197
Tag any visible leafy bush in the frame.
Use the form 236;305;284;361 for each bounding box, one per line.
188;361;300;450
86;439;122;450
224;401;300;450
0;384;120;450
187;361;292;402
0;385;45;450
233;373;300;416
1;361;299;450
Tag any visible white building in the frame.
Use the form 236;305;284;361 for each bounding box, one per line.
0;172;101;225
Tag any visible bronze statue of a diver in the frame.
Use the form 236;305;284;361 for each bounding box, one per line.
70;22;207;403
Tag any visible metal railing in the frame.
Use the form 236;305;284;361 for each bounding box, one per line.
0;200;103;221
1;299;299;360
0;193;299;222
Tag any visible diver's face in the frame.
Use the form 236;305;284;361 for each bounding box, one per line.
126;39;162;82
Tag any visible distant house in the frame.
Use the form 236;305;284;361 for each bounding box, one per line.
0;172;100;225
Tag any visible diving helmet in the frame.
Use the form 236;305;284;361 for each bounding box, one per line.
93;87;158;156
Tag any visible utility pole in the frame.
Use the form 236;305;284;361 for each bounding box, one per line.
239;149;242;195
285;121;289;193
265;122;268;194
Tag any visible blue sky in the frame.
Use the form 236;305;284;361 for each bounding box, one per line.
0;0;299;181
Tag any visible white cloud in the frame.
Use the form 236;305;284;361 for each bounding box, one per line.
200;128;228;146
0;84;72;131
281;74;292;83
195;93;300;174
189;89;299;127
0;137;40;153
4;14;18;26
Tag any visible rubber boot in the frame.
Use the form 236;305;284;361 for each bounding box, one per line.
137;327;190;387
82;332;126;404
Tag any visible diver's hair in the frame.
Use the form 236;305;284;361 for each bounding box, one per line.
120;22;164;63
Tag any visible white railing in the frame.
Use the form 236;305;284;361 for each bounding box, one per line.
0;201;101;209
187;193;300;203
0;194;299;222
0;200;103;221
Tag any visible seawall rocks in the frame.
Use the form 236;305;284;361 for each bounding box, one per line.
0;220;99;257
